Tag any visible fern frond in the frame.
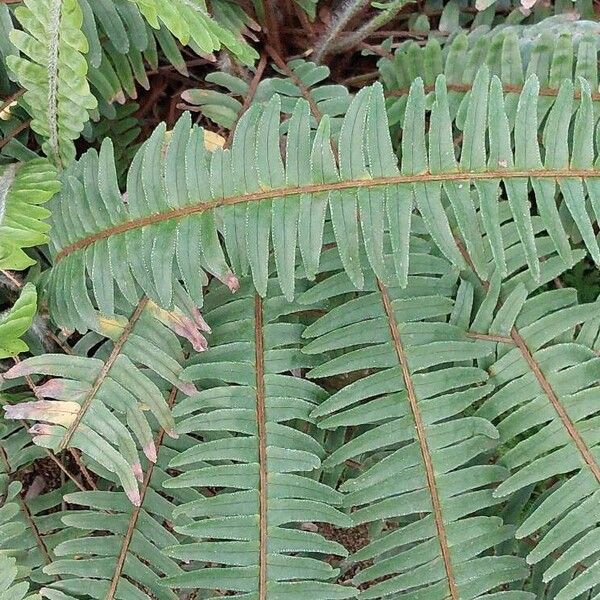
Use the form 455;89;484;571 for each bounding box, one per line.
1;297;207;504
381;16;600;126
301;244;531;599
0;419;43;480
180;58;351;132
162;275;355;598
6;0;97;167
1;477;75;587
0;159;60;270
48;73;600;327
0;553;39;600
82;102;141;185
0;283;36;359
457;246;600;599
128;0;258;66
39;400;200;600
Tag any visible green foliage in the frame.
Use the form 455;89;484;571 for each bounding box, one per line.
4;3;600;599
380;16;600;126
7;0;97;167
0;159;60;270
181;58;351;132
0;283;36;358
129;0;258;66
163;275;355;598
0;553;39;600
303;243;530;598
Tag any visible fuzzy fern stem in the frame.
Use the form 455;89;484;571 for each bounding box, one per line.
313;0;371;63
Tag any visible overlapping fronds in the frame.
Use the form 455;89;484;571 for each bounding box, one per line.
48;72;600;330
81;0;188;114
39;413;200;600
0;159;60;270
0;553;39;600
180;58;352;132
82;102;141;185
0;283;36;359
0;419;43;482
455;249;600;599
128;0;258;66
1;297;209;504
426;0;595;34
1;478;74;587
301;243;531;599
6;0;97;167
380;16;600;126
162;274;355;599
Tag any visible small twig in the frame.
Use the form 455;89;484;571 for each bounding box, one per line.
225;53;267;148
313;0;372;64
0;89;25;117
359;41;394;60
262;0;284;58
0;119;30;150
331;0;415;55
0;270;23;290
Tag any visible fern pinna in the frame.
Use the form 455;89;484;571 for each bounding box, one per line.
4;6;600;600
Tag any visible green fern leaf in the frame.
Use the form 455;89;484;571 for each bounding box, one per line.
0;553;39;600
7;0;97;167
0;283;36;359
39;412;200;600
162;275;356;598
0;159;60;270
301;243;531;599
128;0;258;66
47;75;600;326
381;18;600;127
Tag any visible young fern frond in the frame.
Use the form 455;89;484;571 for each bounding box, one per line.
0;159;60;271
0;283;36;359
301;243;531;599
162;275;355;599
128;0;258;66
1;298;208;504
7;0;97;167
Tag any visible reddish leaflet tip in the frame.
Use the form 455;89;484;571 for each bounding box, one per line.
2;362;31;379
178;381;198;396
144;442;157;463
126;486;141;506
166;428;179;440
191;308;211;334
36;379;65;398
223;272;240;293
132;462;144;482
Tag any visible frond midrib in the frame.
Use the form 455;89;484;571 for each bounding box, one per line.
254;294;268;599
57;296;149;453
54;167;600;263
377;278;459;598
